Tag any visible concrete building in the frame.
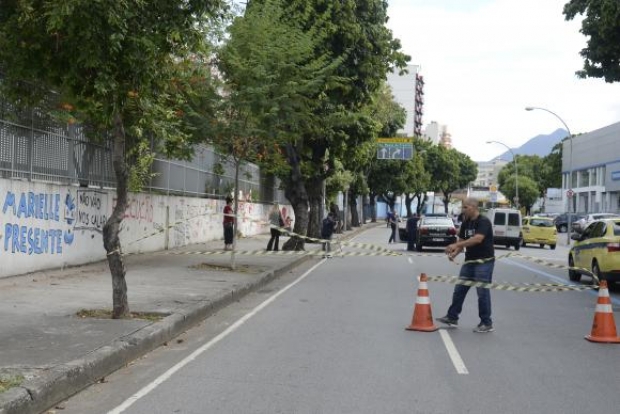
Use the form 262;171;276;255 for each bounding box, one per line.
386;65;424;137
422;121;443;145
563;121;620;214
473;159;508;188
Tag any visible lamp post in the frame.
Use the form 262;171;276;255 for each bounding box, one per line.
525;106;573;245
487;141;519;209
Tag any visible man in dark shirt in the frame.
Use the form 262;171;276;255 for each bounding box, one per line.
437;197;495;333
406;213;419;251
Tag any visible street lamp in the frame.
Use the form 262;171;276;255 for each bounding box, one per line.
486;141;519;209
525;106;573;245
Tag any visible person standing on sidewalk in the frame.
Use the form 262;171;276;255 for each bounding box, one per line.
266;203;283;251
223;196;234;250
321;211;337;257
437;197;496;333
387;208;398;243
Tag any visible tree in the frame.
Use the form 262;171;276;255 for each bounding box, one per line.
497;155;544;205
425;146;477;214
564;0;620;82
500;176;539;215
248;0;410;249
0;1;227;318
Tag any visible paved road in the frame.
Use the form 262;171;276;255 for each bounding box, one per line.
56;227;620;414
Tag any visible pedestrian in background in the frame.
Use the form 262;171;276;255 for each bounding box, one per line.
406;213;419;251
267;203;283;251
222;196;234;251
387;208;398;243
437;197;496;333
321;211;337;257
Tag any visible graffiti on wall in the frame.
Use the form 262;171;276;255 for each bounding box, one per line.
75;190;108;232
1;190;76;255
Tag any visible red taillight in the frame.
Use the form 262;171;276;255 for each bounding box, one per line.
447;228;456;235
608;243;620;253
420;228;429;235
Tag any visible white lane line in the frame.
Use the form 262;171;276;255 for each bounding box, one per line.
439;330;469;375
107;259;327;414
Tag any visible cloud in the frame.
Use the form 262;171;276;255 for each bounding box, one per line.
387;0;620;161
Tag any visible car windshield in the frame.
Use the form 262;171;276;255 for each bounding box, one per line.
422;218;453;226
530;219;554;227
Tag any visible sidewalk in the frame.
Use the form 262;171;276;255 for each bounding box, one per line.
0;226;368;414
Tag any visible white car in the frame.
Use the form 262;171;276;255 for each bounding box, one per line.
572;213;620;233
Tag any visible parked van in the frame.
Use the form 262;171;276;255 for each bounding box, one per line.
485;208;523;250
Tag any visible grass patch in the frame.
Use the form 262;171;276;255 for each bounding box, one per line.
0;375;24;393
191;262;266;274
76;309;167;322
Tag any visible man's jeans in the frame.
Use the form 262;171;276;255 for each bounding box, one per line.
447;260;494;326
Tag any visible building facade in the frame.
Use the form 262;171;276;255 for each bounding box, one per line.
386;65;423;137
562;121;620;214
473;159;508;188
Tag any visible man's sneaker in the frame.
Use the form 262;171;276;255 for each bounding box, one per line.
436;316;458;326
473;323;494;333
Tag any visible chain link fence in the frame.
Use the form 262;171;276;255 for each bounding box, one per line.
0;83;284;204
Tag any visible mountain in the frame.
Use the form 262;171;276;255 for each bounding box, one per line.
489;128;567;161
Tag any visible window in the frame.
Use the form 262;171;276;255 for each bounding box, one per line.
493;213;506;225
508;213;520;226
530;219;553;227
590;222;606;238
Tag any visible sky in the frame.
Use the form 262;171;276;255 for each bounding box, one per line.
386;0;620;161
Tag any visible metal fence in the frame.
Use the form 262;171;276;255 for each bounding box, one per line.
0;89;285;203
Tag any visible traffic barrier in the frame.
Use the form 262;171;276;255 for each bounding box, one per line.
585;280;620;344
406;273;439;332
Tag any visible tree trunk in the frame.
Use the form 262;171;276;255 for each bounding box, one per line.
282;143;309;251
102;113;129;319
349;190;360;227
230;160;240;270
307;175;323;240
369;192;377;222
405;193;414;217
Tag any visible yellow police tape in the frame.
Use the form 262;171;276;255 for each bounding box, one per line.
425;275;597;292
157;249;401;258
115;211;598;292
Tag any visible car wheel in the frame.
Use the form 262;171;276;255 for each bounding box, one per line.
568;255;581;282
550;244;556;250
521;239;526;247
539;243;545;248
514;242;520;251
592;261;602;283
559;224;567;233
416;243;423;252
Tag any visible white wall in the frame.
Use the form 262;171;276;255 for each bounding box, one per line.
0;179;291;278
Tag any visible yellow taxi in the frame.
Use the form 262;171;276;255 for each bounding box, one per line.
569;218;620;283
521;216;557;250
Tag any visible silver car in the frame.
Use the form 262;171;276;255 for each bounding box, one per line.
572;213;620;233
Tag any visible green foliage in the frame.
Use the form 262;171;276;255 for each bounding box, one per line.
500;175;540;210
0;0;228;172
564;0;620;82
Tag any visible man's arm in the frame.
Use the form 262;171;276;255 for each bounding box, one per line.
445;234;486;259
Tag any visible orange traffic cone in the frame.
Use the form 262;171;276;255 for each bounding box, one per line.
585;280;620;343
406;273;438;332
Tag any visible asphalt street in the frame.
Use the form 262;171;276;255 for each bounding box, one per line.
51;226;620;414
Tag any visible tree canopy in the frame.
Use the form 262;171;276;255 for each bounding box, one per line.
564;0;620;82
0;0;228;318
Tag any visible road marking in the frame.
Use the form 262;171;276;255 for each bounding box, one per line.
439;330;469;375
107;260;327;414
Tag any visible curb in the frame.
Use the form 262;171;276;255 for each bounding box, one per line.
0;227;367;414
